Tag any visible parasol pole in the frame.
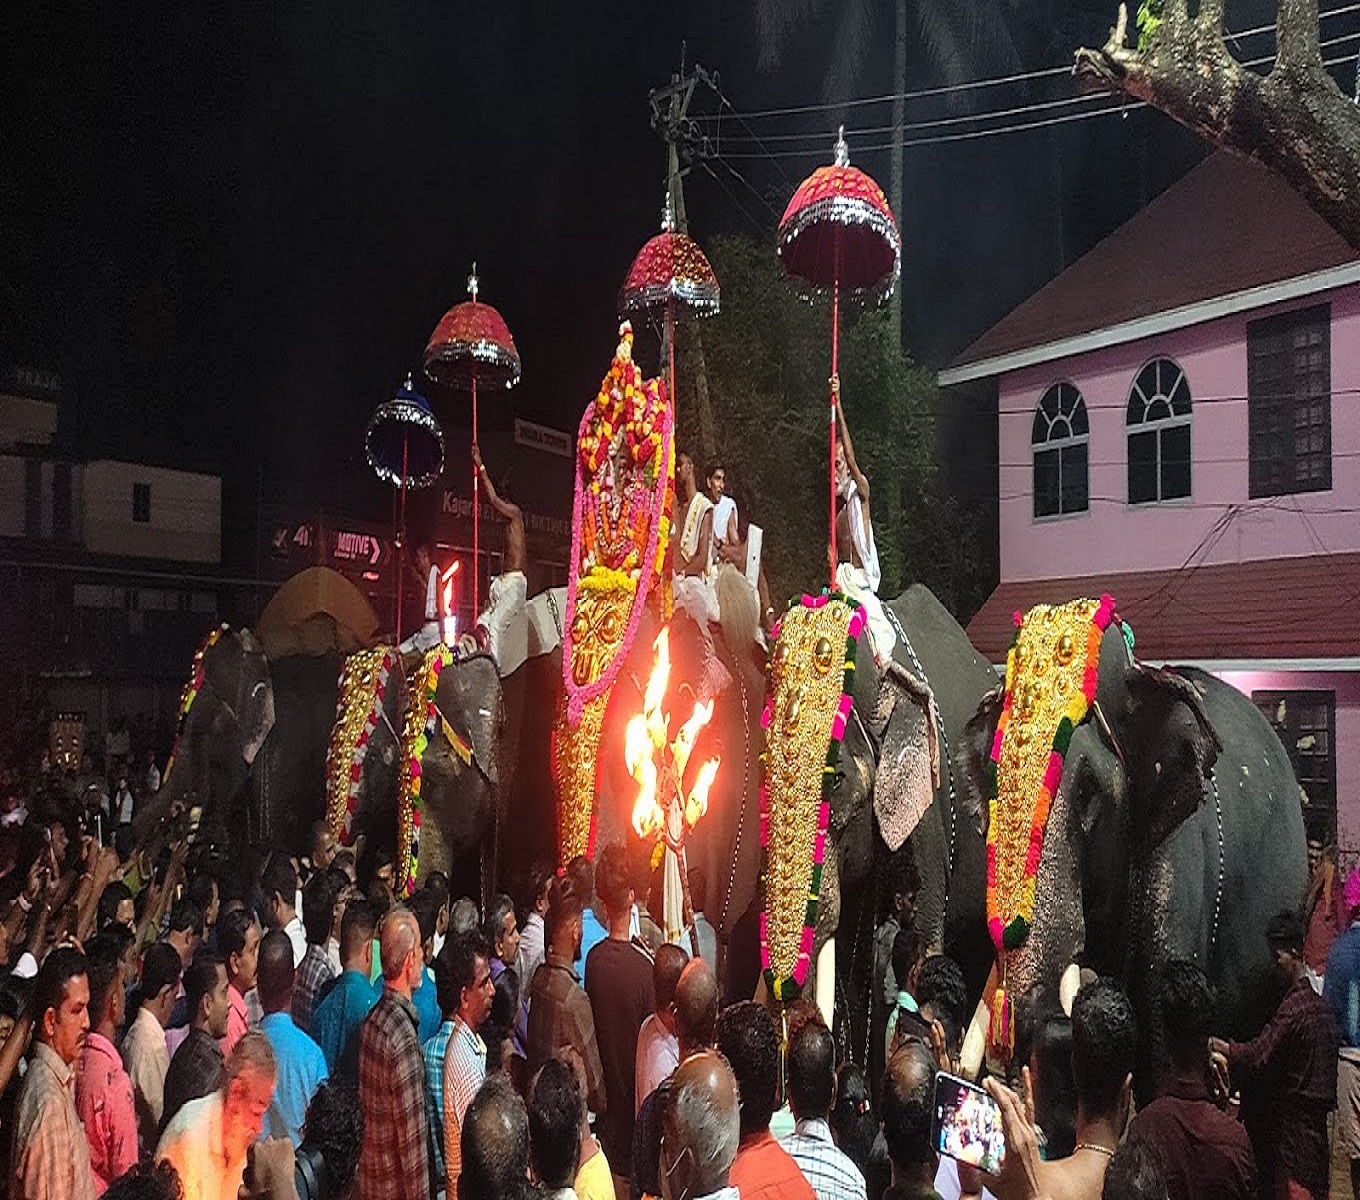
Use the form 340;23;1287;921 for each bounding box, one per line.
830;228;841;589
667;296;676;415
469;264;481;624
397;431;409;644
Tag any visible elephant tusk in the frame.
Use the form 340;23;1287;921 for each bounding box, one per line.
1059;961;1083;1017
960;963;998;1080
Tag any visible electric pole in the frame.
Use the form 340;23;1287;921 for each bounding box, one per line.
650;49;718;467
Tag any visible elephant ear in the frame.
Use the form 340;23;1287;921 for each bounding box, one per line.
438;655;501;787
1124;665;1222;853
870;661;940;853
958;687;1004;837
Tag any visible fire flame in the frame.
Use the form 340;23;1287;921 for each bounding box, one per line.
626;628;719;841
441;561;460;643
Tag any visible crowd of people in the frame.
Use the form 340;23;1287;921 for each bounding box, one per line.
3;722;1360;1200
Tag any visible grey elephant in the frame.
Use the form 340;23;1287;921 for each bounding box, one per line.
330;645;505;897
759;584;996;1064
135;626;275;848
956;597;1307;1081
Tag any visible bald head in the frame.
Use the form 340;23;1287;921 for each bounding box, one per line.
661;1051;740;1197
380;908;421;982
882;1040;937;1172
674;959;719;1057
256;928;295;1014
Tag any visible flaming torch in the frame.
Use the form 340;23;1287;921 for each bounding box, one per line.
625;628;719;957
441;561;460;645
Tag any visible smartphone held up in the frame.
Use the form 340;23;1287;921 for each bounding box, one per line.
932;1071;1006;1176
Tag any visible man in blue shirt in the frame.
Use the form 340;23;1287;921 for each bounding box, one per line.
408;888;443;1044
1325;869;1360;1195
311;900;380;1078
257;929;328;1147
567;857;607;983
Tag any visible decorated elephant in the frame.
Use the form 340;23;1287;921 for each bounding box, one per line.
563;601;766;946
135;626;275;847
758;584;996;1062
328;644;505;897
956;596;1307;1082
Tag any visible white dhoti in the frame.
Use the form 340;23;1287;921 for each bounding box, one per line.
673;572;719;626
672;572;730;699
477;570;528;677
399;621;442;656
836;562;895;666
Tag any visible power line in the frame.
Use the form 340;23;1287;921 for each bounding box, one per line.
697;2;1360;124
711;40;1360;158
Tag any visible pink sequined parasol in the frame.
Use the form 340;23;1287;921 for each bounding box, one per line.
777;129;900;582
422;266;522;613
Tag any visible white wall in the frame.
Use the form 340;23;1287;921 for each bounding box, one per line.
82;461;220;563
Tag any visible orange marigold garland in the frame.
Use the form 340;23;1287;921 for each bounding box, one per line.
556;323;674;864
986;595;1117;1053
326;646;396;847
164;624;228;787
398;644;452;896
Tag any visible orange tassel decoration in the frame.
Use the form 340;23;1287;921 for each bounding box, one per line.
990;985;1013;1060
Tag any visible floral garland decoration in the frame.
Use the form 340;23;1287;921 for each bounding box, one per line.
326;646;396;847
759;592;866;1002
986;594;1116;1053
561;322;674;724
164;624;228;786
398;643;452;896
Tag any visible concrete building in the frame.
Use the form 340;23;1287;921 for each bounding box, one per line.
0;377;224;752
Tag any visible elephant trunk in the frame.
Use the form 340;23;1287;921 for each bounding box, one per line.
999;780;1087;1013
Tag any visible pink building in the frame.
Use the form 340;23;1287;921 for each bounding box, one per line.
942;153;1360;857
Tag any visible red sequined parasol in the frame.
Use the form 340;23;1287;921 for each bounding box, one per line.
619;197;719;414
777;128;901;583
422;266;522;616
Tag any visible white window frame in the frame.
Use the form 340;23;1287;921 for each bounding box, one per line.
1126;357;1193;505
1031;381;1090;521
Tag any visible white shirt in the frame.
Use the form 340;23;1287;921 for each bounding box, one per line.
635;1013;679;1114
425;564;440;622
712;495;737;546
517;912;545;992
283;915;307;968
156;1090;247;1200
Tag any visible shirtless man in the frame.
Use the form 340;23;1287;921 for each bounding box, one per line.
472;444;529;676
831;374;895;664
673;452;728;697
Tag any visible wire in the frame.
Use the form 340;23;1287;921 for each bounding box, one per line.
716;41;1360;158
697;2;1360;124
717;45;1359;159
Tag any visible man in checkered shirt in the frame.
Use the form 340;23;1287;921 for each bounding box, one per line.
292;872;340;1033
780;1014;868;1200
356;908;432;1200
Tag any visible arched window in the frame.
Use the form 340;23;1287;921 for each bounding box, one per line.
1127;358;1191;503
1032;382;1089;518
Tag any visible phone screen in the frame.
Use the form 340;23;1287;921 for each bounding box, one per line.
931;1071;1006;1176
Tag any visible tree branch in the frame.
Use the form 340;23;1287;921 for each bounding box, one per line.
1276;0;1321;73
1073;1;1360;249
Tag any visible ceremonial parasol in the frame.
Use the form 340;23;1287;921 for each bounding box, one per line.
422;266;522;615
365;375;446;643
620;196;719;413
777;127;900;584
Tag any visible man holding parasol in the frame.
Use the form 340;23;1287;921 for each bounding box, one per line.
831;373;894;666
470;443;529;676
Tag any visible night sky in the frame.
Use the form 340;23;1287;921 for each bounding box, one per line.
5;0;1352;558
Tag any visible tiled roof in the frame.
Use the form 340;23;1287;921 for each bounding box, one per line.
949;153;1357;373
967;553;1360;663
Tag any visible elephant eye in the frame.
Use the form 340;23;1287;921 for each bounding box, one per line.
831;770;846;794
